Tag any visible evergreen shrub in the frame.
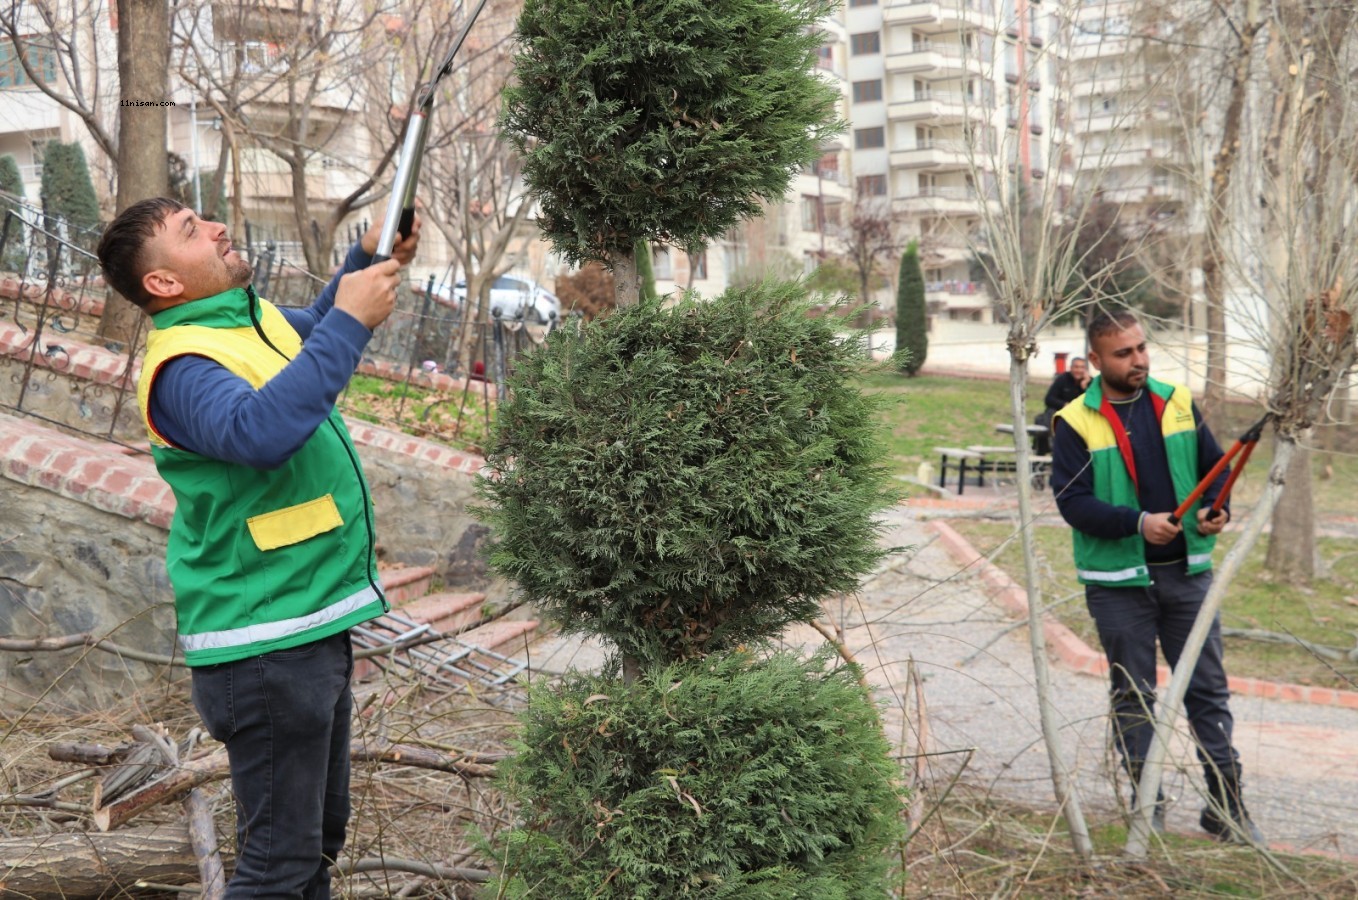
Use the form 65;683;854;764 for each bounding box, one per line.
476;281;897;665
39;142;100;229
0;154;23;198
895;242;926;376
489;650;905;898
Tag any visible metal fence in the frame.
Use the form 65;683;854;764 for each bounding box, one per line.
0;194;551;452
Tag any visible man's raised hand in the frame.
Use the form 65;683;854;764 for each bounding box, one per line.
335;258;402;330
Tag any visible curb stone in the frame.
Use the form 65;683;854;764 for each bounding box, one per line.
929;518;1358;710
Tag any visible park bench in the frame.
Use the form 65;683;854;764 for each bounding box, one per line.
934;447;983;494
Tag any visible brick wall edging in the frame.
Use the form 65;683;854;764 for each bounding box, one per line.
0;408;487;531
0;412;173;528
928;518;1358;710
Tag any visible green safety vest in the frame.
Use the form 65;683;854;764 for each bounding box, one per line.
137;287;385;666
1053;376;1216;588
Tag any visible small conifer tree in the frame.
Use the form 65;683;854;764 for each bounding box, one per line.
0;155;27;274
39;142;100;231
895;241;927;376
0;155;24;198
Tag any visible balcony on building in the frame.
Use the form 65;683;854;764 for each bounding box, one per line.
884;0;994;33
895;184;985;216
891;139;973;171
926;279;990;311
888;89;982;125
885;40;983;79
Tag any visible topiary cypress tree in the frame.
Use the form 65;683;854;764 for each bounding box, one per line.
895;241;927;376
39;142;100;231
477;281;897;667
478;280;907;899
501;0;843;306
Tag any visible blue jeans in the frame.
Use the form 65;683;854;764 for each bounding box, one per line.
191;631;354;899
1085;566;1241;776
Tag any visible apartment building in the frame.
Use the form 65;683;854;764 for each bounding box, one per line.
842;0;1063;323
1068;0;1192;223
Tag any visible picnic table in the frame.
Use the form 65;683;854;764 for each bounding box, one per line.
994;422;1048;451
931;428;1054;495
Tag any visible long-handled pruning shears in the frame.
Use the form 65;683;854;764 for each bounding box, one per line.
372;0;491;264
1167;412;1271;526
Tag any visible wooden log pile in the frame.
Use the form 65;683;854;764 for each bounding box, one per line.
1;725;499;898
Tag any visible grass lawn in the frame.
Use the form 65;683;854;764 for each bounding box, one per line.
858;371;1046;481
948;518;1358;691
342;374;492;452
907;785;1358;896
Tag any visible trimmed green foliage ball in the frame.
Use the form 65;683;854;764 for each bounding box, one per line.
476;281;896;665
501;0;843;266
488;650;906;898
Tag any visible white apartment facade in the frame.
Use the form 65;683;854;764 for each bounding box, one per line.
842;0;1065;323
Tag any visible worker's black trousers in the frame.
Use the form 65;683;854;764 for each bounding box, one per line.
1085;565;1241;776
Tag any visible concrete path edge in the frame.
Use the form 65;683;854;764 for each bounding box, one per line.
929;519;1358;711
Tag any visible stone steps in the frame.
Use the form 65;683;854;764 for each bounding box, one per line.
359;567;538;684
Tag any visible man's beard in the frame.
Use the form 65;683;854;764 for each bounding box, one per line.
1103;370;1147;395
227;254;254;287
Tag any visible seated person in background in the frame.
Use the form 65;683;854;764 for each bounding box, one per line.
1035;357;1090;454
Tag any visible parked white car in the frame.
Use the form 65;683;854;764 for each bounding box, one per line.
425;274;560;325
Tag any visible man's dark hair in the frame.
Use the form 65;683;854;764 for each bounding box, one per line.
1086;309;1139;346
96;197;186;309
1071;356;1086;366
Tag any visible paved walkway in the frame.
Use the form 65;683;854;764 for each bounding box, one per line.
525;500;1358;859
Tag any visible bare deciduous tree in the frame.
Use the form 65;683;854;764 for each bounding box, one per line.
835;195;899;308
1127;1;1358;857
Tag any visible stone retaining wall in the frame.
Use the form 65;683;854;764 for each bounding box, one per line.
0;410;498;710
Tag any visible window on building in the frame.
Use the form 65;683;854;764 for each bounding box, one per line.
816;45;834;71
849;0;878;5
801;195;822;232
857;174;887;197
692;250;708;280
653;247;672;280
812;151;839;178
0;39;58;88
852;79;883;103
855;126;885;150
724;244;744;280
850;32;881;55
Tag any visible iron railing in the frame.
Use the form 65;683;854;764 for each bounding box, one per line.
0;194;552;454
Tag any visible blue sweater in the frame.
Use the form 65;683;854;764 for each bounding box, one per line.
1051;388;1229;566
148;243;374;468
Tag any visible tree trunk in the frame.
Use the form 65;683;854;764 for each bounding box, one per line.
612;248;640;308
1008;351;1093;861
0;825;208;898
1126;435;1291;858
1199;0;1265;418
99;0;169;347
1264;433;1315;582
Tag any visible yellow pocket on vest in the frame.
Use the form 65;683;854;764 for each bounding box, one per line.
247;495;344;551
